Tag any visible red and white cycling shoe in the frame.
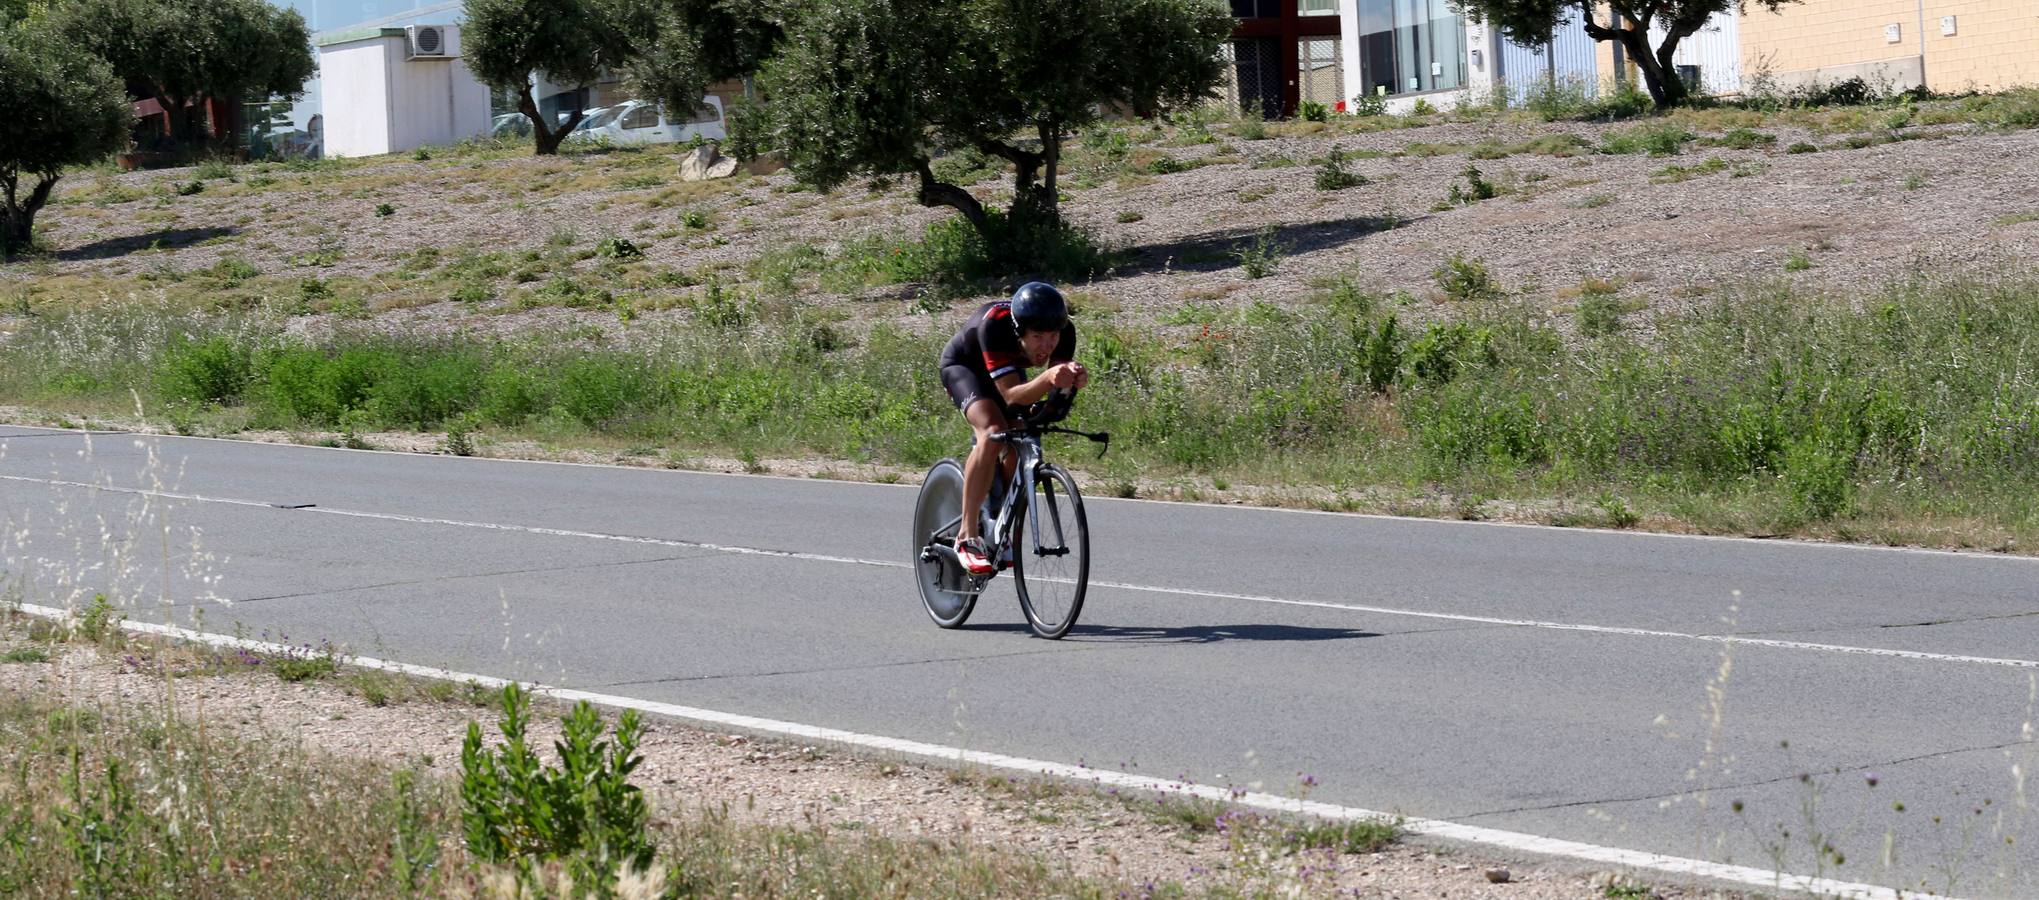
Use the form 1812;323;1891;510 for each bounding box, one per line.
956;536;995;576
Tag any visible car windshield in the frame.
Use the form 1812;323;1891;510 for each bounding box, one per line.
574;107;622;131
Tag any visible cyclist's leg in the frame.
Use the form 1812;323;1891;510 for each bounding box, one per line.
959;397;1010;542
941;364;1009;544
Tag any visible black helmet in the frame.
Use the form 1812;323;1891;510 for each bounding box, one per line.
1008;282;1068;334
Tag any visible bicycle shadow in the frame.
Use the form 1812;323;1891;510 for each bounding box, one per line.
960;622;1378;644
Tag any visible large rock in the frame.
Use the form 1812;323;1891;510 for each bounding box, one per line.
678;145;740;182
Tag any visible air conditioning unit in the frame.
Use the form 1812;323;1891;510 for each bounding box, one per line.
406;25;459;59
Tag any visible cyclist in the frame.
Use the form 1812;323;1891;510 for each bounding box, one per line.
938;282;1088;576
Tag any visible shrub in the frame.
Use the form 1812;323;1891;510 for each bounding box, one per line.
1283;817;1401;854
1434;253;1501;302
1601;123;1694;156
270;647;336;682
210;257;259;285
460;684;655;886
1357;314;1403;393
1407;321;1492;385
1446;165;1498;206
1707;127;1776;150
193;157;235;181
375;203;395;217
1313;147;1368;191
1349;91;1386;117
1521;77;1596;121
595;236;643;260
1576;288;1638;337
364;349;485;428
1146;155;1188;175
1233;227;1284;279
260;345;389;424
1299;99;1330;122
159;336;256;405
557;356;653;426
1784;436;1856;521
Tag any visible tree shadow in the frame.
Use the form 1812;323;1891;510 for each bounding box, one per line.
57;227;238;262
1106;216;1424;279
960;622;1380;644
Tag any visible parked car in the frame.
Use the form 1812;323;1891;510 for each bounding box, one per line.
568;106;619;134
491;112;531;138
565;97;726;147
492;110;580;139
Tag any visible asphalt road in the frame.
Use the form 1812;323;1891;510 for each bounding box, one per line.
3;424;2036;896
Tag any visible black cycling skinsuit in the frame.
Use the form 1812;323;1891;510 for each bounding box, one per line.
937;300;1077;412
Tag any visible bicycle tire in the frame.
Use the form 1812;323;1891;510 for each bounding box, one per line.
913;458;979;628
1011;463;1088;639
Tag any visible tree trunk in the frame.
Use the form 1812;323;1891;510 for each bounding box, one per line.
1034;119;1062;226
156;92;194;148
1;173;56;256
1582;14;1692;110
971;137;1045;213
914;159;989;236
1631;36;1689;109
520;87;584;156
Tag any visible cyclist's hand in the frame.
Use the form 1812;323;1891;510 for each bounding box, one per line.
1048;362;1081;389
1070;362;1090;389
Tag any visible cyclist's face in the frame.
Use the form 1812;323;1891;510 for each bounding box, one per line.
1019;329;1059;366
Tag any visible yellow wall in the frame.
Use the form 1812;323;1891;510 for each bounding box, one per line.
1920;0;2039;91
1741;0;2039;92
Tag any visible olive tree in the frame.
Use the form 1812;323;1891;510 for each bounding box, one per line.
743;0;1231;238
620;0;782;115
1449;0;1797;109
0;22;131;254
48;0;313;148
463;0;640;155
466;0;778;155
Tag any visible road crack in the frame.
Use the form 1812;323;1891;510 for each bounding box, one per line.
1450;737;2037;821
208;552;718;606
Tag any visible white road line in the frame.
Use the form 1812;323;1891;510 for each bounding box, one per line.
5;423;2035;565
8;601;1915;900
8;472;2038;671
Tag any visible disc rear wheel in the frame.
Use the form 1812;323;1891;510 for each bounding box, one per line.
913;459;979;627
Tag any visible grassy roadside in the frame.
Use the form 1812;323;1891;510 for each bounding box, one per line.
0;681;1167;898
8;270;2039;553
2;608;1285;898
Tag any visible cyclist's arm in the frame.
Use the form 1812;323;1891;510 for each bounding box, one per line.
993;367;1072;407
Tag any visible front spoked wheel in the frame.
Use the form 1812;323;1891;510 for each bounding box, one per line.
913;459;980;628
1010;463;1089;639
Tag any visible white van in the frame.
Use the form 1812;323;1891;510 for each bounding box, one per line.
568;97;727;147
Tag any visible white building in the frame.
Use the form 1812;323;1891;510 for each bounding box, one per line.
1223;2;1741;117
315;24;492;158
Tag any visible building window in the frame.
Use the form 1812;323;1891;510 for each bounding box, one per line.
1299;0;1338;15
1230;0;1278;17
1355;0;1467;96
